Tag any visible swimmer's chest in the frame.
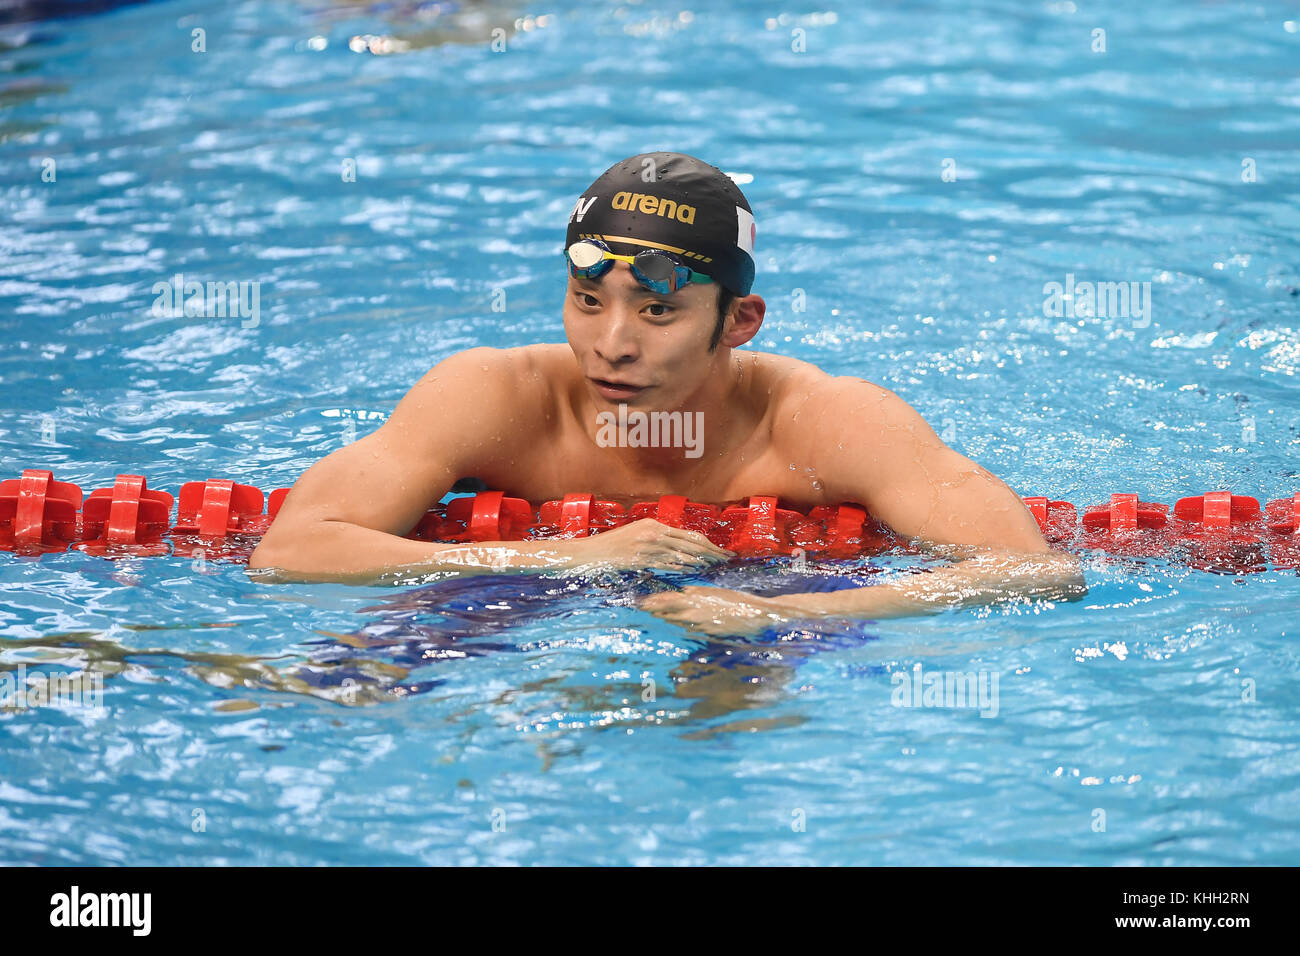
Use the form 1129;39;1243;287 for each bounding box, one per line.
465;427;833;511
458;354;846;508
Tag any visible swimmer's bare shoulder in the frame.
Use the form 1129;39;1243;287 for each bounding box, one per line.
762;361;1052;553
742;350;889;448
490;341;575;436
765;355;937;485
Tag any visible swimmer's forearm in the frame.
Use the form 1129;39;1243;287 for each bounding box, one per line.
775;550;1087;620
247;520;582;584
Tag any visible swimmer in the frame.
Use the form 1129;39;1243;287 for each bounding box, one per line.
249;151;1086;632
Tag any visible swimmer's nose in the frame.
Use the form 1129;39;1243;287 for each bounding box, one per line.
593;310;641;365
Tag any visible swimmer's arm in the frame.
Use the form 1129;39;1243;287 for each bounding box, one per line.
796;379;1087;615
246;517;582;584
645;383;1087;630
641;548;1085;632
248;533;591;585
770;548;1087;621
641;380;1088;630
248;347;574;583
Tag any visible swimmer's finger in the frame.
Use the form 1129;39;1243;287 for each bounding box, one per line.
648;540;721;568
647;555;696;572
662;527;733;558
657;548;711;569
665;527;730;553
661;545;723;568
631;519;730;557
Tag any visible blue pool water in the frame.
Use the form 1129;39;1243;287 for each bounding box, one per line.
2;0;1299;865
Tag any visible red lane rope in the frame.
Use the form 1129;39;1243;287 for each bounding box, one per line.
2;468;1298;571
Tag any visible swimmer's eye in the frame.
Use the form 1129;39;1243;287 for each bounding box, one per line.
572;290;673;318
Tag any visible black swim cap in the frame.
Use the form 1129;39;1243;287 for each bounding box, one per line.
564;151;757;296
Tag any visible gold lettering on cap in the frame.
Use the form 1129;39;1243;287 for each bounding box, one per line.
611;191;696;225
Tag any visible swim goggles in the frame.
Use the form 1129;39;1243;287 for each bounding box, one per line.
563;239;713;294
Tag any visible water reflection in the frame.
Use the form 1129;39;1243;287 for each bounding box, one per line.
298;1;541;53
1;562;884;739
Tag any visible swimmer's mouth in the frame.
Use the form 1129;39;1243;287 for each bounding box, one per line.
590;377;647;399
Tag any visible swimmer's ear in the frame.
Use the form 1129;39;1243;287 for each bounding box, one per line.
718;294;765;348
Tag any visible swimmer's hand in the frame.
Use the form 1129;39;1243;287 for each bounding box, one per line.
557;519;735;572
640;585;792;636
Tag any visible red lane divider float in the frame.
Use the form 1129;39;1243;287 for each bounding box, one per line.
0;469;290;561
173;479;267;536
1266;493;1300;571
0;469;82;554
77;474;173;557
1;467;1298;571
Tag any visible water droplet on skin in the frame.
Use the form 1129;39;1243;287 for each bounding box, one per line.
812;479;824;491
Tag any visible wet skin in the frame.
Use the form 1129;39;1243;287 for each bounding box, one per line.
250;261;1084;628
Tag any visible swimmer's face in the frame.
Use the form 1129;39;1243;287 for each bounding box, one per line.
564;260;728;408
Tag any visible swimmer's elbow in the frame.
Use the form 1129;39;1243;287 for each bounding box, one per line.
247;518;326;578
1059;572;1087;599
963;547;1087;601
247;529;317;580
246;540;290;578
1044;552;1088;600
244;545;355;584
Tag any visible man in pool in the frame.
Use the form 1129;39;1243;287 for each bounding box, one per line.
249;151;1086;634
